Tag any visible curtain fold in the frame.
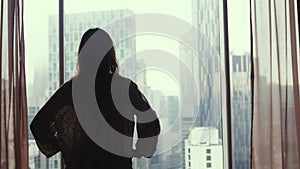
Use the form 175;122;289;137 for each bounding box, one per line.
0;0;28;168
251;0;300;168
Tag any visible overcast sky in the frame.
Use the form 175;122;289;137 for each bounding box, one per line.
24;0;250;96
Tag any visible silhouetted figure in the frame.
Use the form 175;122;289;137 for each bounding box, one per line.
30;28;160;169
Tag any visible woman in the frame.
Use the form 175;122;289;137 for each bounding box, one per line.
30;28;160;169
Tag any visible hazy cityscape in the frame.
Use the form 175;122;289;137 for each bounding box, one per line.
26;0;251;169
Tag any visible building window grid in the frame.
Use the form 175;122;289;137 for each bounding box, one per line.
207;162;212;168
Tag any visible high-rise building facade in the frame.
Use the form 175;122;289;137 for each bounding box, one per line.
185;127;223;169
180;1;252;169
230;52;251;169
192;0;221;54
179;1;222;168
191;0;222;127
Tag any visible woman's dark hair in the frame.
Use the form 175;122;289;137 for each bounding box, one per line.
78;28;118;74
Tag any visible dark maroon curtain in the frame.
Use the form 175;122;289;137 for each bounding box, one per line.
0;0;28;168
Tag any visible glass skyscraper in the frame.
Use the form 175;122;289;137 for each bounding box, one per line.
230;52;251;169
179;0;222;168
180;1;251;169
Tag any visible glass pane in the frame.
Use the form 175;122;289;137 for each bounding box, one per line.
228;0;251;169
61;0;226;168
25;0;60;169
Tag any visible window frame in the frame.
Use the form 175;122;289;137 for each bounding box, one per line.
57;0;233;169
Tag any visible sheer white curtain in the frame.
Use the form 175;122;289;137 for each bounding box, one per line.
251;0;300;168
0;0;28;168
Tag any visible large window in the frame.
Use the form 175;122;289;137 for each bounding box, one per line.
24;1;61;169
25;0;251;169
64;1;225;169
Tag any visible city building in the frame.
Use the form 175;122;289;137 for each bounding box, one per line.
230;52;251;169
179;0;223;168
28;140;40;169
192;0;221;55
180;1;252;169
185;127;223;169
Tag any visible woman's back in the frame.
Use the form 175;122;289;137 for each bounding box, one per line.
30;28;160;169
30;74;160;169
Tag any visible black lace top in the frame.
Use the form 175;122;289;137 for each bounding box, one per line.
30;74;160;169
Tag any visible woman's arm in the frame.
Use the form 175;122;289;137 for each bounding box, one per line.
129;82;161;158
30;82;69;157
